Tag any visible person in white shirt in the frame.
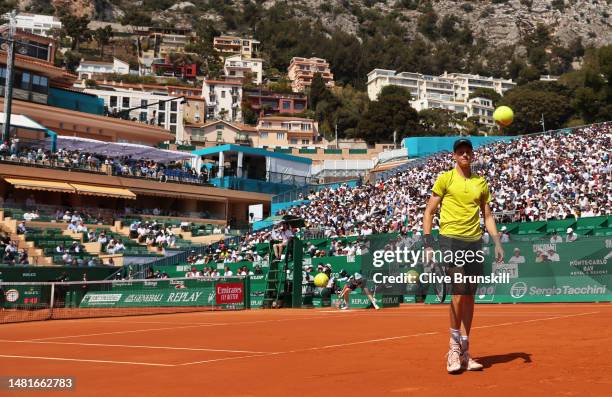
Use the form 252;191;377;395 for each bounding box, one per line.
499;226;510;243
67;221;78;233
550;231;563;244
224;266;233;277
508;248;526;264
566;227;577;242
273;223;293;260
114;241;125;252
76;222;88;233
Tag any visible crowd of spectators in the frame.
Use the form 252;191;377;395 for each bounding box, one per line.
0;144;204;184
130;220;178;249
275;123;611;237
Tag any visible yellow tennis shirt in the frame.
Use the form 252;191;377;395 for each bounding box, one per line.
431;168;491;241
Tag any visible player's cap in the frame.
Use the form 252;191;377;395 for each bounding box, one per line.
567;227;573;233
453;138;473;152
354;273;363;280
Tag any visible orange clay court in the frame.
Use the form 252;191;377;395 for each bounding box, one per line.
0;303;610;397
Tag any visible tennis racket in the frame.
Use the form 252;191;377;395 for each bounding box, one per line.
431;260;447;303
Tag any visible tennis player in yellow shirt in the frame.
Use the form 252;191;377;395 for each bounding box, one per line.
423;138;504;374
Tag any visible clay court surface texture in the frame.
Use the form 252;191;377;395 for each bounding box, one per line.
0;303;610;397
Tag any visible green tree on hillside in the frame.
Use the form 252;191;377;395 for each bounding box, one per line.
357;86;418;144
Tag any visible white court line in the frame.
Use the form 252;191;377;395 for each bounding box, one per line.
177;310;600;366
27;323;228;341
24;314;358;342
0;340;272;354
0;311;600;368
0;354;174;367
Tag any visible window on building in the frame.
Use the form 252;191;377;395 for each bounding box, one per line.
282;101;291;110
170;125;177;133
139;112;147;122
170;101;177;111
141;99;148;108
294;102;305;110
217;130;223;141
20;72;31;90
301;139;309;145
221;91;226;98
122;97;130;108
260;132;268;139
290;138;298;144
158;113;165;124
110;96;117;108
276;132;285;140
170;113;177;123
231;108;238;120
32;75;48;94
216;124;224;130
158;101;165;110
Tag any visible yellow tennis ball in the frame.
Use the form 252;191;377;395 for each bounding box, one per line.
493;106;514;126
314;273;329;287
406;270;420;284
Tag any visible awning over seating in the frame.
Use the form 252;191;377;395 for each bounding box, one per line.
55;136;196;163
70;183;136;200
4;178;75;193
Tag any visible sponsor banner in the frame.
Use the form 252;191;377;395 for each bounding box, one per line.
424;238;611;303
80;287;218;308
215;283;244;304
2;286;44;307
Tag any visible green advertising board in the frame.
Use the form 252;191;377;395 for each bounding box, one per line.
424;237;612;303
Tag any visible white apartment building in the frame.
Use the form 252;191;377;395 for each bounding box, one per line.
213;35;260;59
6;13;62;37
367;69;515;101
83;87;186;141
411;97;496;126
223;54;263;85
367;69;515;127
202;79;242;122
76;58;130;79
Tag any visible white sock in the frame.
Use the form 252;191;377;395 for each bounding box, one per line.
461;335;469;351
450;328;461;344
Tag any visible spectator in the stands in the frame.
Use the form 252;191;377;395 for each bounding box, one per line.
16;248;28;264
16;221;27;235
62;211;72;222
62;251;72;264
67;221;79;233
106;239;117;254
500;226;510;243
69;242;81;254
76;221;88;233
23;210;39;221
114;240;125;253
97;232;108;245
55;243;65;253
224;265;233;277
566;228;578;242
550;231;563;244
3;241;15;263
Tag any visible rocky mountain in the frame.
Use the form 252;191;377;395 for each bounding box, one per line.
14;0;611;48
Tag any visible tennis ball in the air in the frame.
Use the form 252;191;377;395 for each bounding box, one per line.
406;270;420;284
493;106;514;126
314;273;329;287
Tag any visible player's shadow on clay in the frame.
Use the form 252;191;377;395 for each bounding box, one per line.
477;352;532;368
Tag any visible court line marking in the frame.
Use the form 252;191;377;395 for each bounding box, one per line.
0;340;273;354
0;354;174;367
177;310;600;366
23;314;364;342
0;310;600;367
